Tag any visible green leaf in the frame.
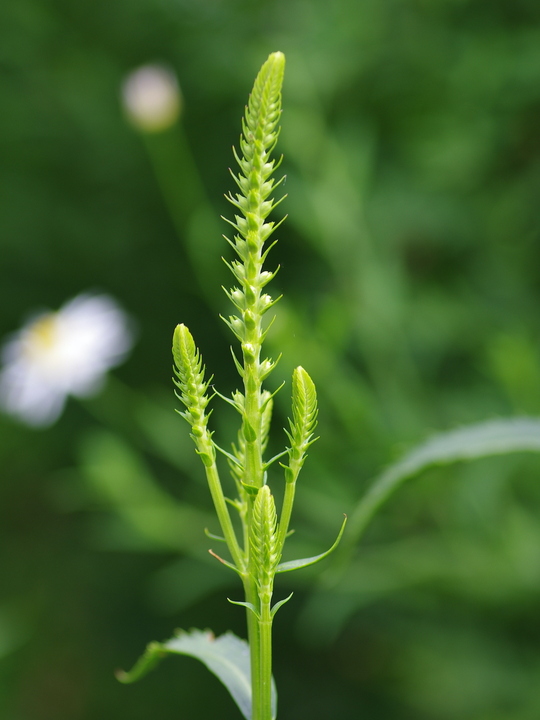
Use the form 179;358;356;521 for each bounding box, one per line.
276;515;347;573
347;417;540;550
227;598;260;618
116;628;277;720
271;592;294;618
79;430;213;552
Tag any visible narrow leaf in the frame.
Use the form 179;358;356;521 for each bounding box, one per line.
204;528;226;543
276;515;347;573
271;592;294;617
208;549;241;574
227;598;261;618
347;417;540;551
117;628;277;720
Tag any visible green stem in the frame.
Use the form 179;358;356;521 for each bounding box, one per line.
243;580;262;719
204;461;244;570
143;126;224;299
244;575;273;720
257;602;273;720
243;359;264;490
276;481;296;555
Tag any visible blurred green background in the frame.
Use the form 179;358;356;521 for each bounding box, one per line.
1;0;540;718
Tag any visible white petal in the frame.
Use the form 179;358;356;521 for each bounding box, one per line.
52;294;134;395
0;292;135;427
0;361;66;427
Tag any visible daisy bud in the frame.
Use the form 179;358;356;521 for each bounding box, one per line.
122;64;182;133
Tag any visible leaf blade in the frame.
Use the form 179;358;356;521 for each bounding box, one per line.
276;515;347;573
347;417;540;551
116;628;277;720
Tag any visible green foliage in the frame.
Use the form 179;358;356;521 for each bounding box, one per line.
345;417;540;556
126;46;540;718
3;3;540;719
118;628;277;720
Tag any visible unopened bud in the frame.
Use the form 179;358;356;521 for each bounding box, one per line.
122;64;182;133
250;485;279;595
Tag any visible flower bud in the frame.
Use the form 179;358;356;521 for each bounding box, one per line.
285;366;318;482
250;485;279;597
122;64;182;133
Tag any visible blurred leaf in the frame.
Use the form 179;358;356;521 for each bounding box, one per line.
0;601;30;660
79;429;213;552
487;333;540;413
117;628;277;720
346;417;540;552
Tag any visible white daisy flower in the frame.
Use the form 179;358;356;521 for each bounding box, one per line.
0;293;134;427
122;64;182;133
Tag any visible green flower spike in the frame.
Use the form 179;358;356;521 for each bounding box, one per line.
222;51;286;500
286;366;319;483
250;485;280;605
172;323;214;465
277;365;319;553
121;53;346;720
172;323;243;570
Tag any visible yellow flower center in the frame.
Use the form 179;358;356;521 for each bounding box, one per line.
25;313;59;357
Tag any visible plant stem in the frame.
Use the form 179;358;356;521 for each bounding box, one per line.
226;52;285;720
276;481;296;554
204;461;245;570
257;602;273;720
244;580;263;717
244;575;273;720
242;344;264;491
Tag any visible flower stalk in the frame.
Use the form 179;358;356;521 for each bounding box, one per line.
166;51;344;720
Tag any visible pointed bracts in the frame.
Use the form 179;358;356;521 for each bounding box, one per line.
172;323;215;466
284;366;318;484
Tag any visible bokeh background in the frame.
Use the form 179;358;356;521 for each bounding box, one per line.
2;0;540;718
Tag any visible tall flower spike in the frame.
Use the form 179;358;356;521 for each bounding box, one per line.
126;53;348;720
222;51;286;494
223;51;285;368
